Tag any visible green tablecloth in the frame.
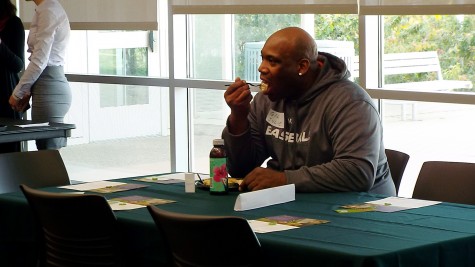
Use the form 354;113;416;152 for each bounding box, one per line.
2;175;475;267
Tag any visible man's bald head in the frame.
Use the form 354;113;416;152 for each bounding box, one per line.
267;27;318;63
258;27;320;101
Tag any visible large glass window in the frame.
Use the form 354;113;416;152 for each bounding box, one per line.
54;30;171;182
380;15;475;196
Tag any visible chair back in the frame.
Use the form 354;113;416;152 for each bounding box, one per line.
147;205;261;267
385;149;410;194
0;150;70;194
20;184;122;267
412;161;475;205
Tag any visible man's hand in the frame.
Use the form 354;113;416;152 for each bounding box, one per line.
224;77;253;134
239;167;287;191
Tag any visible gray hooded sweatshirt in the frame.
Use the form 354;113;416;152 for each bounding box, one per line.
222;52;396;196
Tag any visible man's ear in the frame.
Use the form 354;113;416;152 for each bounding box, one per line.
297;58;310;76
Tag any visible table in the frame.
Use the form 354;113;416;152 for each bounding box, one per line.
1;175;475;267
0;117;75;144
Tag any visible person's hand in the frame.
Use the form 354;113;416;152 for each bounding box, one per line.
9;93;31;112
9;95;19;111
224;77;253;134
239;167;287;191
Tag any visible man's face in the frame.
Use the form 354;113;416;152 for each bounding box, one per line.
258;37;299;102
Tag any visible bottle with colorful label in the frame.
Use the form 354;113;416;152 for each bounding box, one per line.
209;139;228;195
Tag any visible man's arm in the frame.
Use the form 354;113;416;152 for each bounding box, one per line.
224;78;252;135
222;92;270;178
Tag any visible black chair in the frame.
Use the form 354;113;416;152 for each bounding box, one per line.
20;184;123;267
385;149;410;194
147;205;261;267
412;161;475;205
0;150;70;194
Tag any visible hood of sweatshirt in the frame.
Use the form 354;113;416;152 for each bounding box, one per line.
297;51;352;106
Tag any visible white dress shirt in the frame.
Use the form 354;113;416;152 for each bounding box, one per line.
12;0;70;99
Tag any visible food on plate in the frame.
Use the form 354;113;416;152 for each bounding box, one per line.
201;177;242;188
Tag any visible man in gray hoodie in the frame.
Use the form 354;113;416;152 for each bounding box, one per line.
222;27;396;196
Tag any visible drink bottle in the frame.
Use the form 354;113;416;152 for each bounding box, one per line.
209;139;228;195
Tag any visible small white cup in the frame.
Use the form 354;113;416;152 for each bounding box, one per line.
185;173;195;193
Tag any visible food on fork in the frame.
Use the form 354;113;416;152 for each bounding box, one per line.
224;82;268;93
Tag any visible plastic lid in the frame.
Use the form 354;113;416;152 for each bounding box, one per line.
213;139;224;146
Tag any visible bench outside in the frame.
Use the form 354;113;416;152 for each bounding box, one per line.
353;51;473;120
378;51;472;91
353;51;472;90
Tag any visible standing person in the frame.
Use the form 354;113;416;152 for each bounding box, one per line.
223;27;396;195
0;0;25;153
9;0;71;150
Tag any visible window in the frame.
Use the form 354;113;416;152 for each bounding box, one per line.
17;0;475;196
58;30;170;181
99;47;150;107
378;15;475;195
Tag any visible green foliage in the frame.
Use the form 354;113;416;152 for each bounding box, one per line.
99;49;117;75
313;15;359;52
99;48;148;76
126;47;148;76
